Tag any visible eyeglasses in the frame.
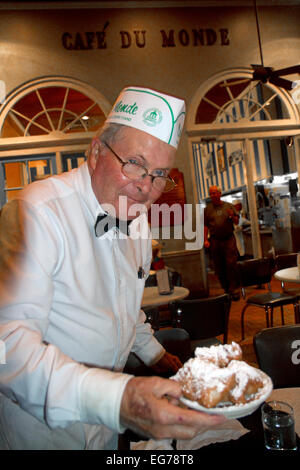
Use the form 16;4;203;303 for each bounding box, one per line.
102;140;176;193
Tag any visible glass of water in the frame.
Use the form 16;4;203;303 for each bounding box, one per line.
261;401;297;451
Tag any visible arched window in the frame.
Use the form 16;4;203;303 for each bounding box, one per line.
187;68;300;201
0;76;111;205
187;67;300;258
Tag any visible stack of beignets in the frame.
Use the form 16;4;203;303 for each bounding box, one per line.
173;342;265;408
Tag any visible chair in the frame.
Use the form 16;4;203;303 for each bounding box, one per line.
237;257;299;341
143;305;160;331
123;327;191;377
253;325;300;388
171;294;231;354
154;328;191;364
275;253;300;297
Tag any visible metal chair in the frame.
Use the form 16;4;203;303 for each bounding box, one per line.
275;253;300;297
143;305;160;331
254;325;300;388
171;294;231;354
237;257;299;341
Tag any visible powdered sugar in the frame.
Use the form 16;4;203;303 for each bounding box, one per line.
174;342;270;410
194;342;242;367
174;358;235;395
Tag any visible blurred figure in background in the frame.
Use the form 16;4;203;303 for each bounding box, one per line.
204;186;240;301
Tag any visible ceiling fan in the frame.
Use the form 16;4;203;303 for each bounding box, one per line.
222;0;300;90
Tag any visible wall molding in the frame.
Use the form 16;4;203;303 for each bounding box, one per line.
1;1;300;10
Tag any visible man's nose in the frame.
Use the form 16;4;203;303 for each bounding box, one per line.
135;174;153;193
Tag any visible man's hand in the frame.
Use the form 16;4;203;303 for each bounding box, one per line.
204;239;210;249
204;225;210;248
150;351;182;375
120;376;226;440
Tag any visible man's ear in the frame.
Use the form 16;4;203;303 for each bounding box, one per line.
89;139;101;170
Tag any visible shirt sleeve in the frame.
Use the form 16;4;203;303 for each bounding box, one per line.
131;309;165;366
0;199;133;432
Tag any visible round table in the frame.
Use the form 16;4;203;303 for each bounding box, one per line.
274;267;300;283
141;286;189;308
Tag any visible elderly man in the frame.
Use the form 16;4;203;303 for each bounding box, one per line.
0;87;224;450
204;185;240;301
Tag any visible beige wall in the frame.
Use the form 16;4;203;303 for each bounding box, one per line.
1;6;299;177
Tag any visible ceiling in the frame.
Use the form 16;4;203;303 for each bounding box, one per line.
1;0;300;9
1;0;299;137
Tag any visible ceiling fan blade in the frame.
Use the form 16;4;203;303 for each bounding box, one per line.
269;76;294;90
272;65;300;77
220;79;251;87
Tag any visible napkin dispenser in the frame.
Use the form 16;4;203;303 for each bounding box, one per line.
156;268;174;295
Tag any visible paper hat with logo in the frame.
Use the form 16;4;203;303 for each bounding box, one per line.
105;86;186;149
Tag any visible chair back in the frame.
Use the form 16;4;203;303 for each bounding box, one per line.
172;294;231;344
275;253;297;271
143;305;160;330
123;328;191;376
254;325;300;388
154;328;191;363
237;257;273;289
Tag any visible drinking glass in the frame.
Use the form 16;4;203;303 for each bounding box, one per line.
261;401;297;451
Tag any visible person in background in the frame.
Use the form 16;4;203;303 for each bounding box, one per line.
0;86;224;450
204;185;240;301
151;239;165;271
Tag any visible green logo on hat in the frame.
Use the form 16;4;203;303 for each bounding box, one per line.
143;108;162;127
177;123;182;137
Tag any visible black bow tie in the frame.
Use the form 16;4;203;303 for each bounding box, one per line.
94;213;131;237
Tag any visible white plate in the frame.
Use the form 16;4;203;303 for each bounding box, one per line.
179;370;273;419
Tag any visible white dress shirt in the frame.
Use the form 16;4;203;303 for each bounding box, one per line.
0;162;164;450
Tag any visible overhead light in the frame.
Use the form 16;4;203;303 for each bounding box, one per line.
82;115;89;121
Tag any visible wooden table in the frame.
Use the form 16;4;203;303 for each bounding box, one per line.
141;286;190;308
274;267;300;284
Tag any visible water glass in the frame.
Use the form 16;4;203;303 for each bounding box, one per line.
261;401;297;451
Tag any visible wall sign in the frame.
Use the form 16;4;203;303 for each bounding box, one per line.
62;25;230;50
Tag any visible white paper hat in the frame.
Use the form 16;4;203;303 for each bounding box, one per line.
105;86;186;149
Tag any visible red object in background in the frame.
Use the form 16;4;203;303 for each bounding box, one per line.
151;258;165;270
